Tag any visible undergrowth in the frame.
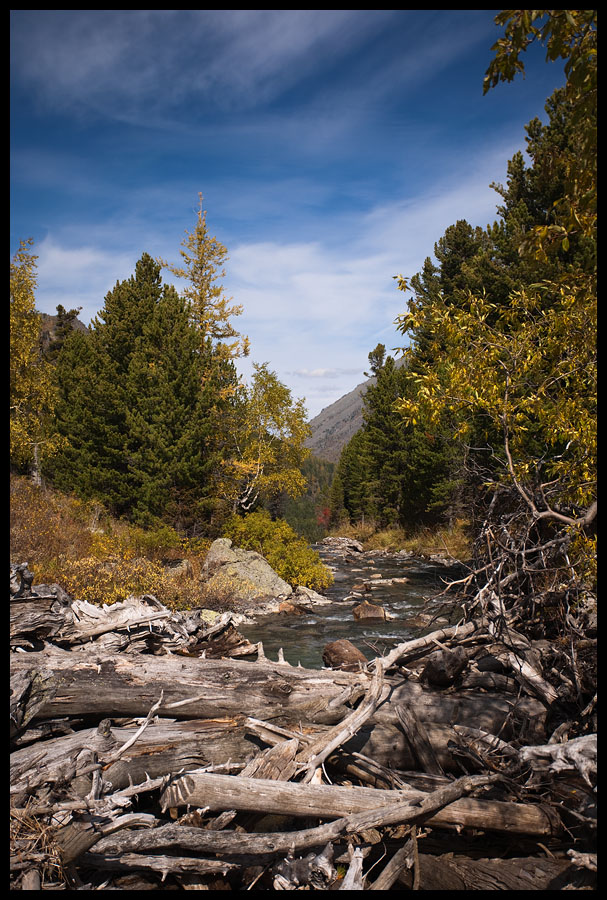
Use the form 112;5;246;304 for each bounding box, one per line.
327;517;471;560
10;475;332;609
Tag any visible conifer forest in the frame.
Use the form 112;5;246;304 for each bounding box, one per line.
11;11;596;891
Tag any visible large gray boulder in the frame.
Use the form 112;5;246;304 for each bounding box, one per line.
201;538;293;606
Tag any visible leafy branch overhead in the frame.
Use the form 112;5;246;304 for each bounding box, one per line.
387;8;596;629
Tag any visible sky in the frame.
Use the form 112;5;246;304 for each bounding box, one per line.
10;10;567;421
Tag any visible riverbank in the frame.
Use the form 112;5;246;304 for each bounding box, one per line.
324;517;472;562
237;537;465;669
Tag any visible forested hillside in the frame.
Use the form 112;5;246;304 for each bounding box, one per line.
11;12;595;625
11;198;311;538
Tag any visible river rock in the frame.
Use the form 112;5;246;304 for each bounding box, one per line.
322;639;368;671
200;538;293;606
320;536;364;553
352;600;388;621
291;585;331;606
278;600;306;616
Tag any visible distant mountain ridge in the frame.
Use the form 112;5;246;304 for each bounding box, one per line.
305;355;407;463
39;311;89;352
304;375;374;463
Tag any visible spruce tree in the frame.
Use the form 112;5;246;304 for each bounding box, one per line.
47;252;229;527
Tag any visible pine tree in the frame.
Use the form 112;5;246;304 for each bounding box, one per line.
158;194;250;363
47;253;228;527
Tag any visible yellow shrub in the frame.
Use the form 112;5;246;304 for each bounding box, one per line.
224;511;333;592
54;555;202;610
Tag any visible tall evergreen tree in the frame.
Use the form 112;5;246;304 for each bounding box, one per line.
47;253;227;527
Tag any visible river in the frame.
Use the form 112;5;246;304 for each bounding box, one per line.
238;543;462;669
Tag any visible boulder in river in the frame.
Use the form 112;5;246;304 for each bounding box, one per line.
352;600;388;621
320;536;364;553
322;638;368;671
200;538;293;607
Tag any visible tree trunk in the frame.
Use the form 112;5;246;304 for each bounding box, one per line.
10;647;547;745
159;770;559;837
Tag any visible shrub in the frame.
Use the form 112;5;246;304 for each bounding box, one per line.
224;510;333;592
9;475;208;610
10;475;97;568
52;555;202;610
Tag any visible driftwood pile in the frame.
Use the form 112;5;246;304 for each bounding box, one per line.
10;563;596;890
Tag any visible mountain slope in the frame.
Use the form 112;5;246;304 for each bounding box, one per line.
305;376;373;463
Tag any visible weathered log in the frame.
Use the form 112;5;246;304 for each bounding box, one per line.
11;717;258;800
20;869;41;890
84;774;503;859
53;812;157;864
379;619;482;669
367;837;415;890
394;704;444;775
338;845;365;890
201;738;301;831
395;852;596;891
10;648;547;745
503;650;560;707
294;664;385;782
159;770;559;837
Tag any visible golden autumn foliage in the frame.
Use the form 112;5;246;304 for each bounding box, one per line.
10;240;64;469
9;475;207;610
158;193;250;361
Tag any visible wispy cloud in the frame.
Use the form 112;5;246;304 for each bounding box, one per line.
35;237;136;323
11;11;395;122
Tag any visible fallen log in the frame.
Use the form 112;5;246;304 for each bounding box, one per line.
86;773;503;858
10;647;547;744
395;852;596;891
11;717;257;800
10;647;359;729
160;769;560;837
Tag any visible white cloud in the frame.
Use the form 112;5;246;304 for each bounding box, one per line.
35;237;136;323
225;143;517;418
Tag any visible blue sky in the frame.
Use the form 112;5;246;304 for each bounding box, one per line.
10;10;566;420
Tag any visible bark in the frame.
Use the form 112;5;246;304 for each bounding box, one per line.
10;647;547;743
159;769;559;837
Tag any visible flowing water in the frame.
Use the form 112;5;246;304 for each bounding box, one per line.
238;545;462;670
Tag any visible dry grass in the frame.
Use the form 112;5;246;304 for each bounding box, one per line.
10;800;66;889
328;518;471;560
9;475;211;610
